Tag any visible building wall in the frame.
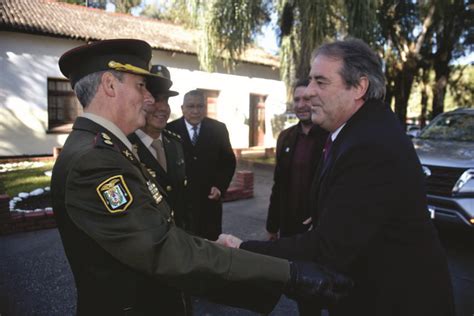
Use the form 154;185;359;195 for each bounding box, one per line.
0;32;287;156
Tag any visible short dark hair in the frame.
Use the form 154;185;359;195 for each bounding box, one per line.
293;78;309;93
313;38;386;100
183;90;205;104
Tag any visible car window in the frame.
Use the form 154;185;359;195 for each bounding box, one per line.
418;112;474;141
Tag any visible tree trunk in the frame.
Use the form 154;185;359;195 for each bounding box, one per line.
432;65;450;119
420;68;430;128
393;59;417;127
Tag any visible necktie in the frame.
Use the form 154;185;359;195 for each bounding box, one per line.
151;138;167;172
191;125;199;146
323;135;333;162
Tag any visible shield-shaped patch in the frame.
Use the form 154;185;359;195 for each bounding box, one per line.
96;175;133;213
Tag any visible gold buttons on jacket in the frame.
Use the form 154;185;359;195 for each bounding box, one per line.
166;185;172;192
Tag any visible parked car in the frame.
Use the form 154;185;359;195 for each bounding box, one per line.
412;108;474;229
406;124;421;138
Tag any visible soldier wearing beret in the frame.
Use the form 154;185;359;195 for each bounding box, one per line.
128;65;192;233
51;38;353;315
128;64;193;315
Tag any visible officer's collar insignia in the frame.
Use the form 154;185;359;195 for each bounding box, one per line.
147;168;157;178
96;175;133;213
147;181;162;204
123;149;135;161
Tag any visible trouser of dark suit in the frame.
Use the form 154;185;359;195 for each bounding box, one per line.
297;299;322;316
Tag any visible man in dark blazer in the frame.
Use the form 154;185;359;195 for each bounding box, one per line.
218;39;455;316
267;78;327;241
167;90;236;241
51;38;353;316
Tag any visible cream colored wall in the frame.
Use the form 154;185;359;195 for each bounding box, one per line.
0;32;287;156
0;32;83;156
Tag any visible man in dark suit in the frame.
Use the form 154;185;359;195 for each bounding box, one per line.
266;78;327;241
167;90;236;241
51;38;353;316
218;38;455;316
128;64;193;315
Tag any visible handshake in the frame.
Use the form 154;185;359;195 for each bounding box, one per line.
217;234;353;306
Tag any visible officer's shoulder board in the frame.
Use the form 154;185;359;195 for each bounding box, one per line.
96;175;133;213
163;129;182;142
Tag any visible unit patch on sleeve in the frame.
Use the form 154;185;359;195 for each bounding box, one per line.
96;175;133;213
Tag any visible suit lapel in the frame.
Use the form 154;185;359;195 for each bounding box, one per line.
178;117;194;150
194;118;209;150
162;135;180;184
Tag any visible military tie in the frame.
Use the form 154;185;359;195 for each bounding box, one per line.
191;125;199;146
151;138;167;172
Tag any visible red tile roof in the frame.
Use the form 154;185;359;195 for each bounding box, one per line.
0;0;279;67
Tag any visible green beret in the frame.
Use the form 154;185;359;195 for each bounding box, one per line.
58;39;171;89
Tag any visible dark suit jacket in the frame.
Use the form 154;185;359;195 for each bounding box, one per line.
128;130;192;232
52;117;290;315
266;123;327;237
241;100;454;316
167;117;236;240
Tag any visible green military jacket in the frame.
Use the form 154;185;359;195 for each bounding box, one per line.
128;130;193;232
51;117;289;315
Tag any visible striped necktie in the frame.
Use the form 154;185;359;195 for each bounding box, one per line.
191;125;199;145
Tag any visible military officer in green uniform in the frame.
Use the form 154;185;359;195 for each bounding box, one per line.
128;64;194;315
128;64;192;232
51;38;352;316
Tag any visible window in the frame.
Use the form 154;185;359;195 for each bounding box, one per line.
197;89;219;119
47;78;82;133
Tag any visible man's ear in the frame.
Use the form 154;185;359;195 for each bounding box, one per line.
181;105;185;115
354;76;369;101
102;72;117;97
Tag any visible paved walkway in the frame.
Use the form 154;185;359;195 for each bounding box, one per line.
1;161;473;315
0;161;298;316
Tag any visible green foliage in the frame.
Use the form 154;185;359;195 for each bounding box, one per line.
111;0;141;13
153;0;471;121
0;161;54;198
447;65;474;109
198;0;271;72
57;0;106;8
141;0;197;27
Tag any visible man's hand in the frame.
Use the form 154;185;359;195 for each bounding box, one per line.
284;261;353;306
216;234;242;248
208;186;221;200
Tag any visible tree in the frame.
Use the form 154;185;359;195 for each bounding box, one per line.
58;0;106;9
111;0;141;13
379;0;437;126
154;0;471;121
430;0;472;118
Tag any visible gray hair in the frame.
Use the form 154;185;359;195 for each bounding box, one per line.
74;70;124;107
183;89;205;104
313;38;386;100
